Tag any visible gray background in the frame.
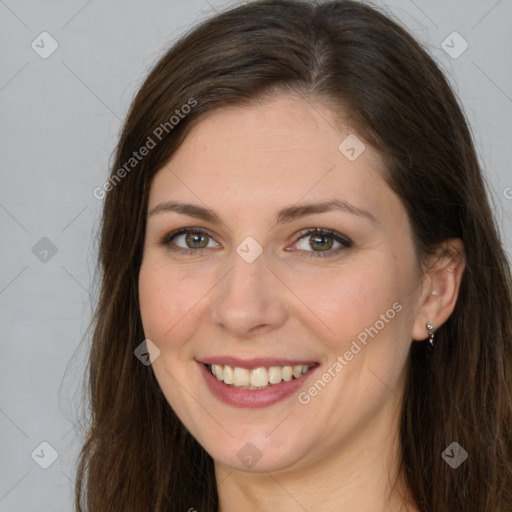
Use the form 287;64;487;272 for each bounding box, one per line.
0;0;511;510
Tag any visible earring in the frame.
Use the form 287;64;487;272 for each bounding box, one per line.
426;322;435;346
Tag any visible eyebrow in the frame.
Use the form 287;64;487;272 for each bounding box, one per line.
148;199;377;225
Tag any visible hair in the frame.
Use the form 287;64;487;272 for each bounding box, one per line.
75;1;512;511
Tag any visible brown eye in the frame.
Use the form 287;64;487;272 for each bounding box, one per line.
293;228;352;258
308;233;334;251
184;232;209;249
162;228;219;252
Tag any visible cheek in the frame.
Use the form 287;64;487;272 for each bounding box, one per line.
288;252;411;351
139;264;166;339
138;261;206;405
138;261;201;343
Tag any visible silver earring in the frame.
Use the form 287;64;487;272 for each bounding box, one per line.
426;322;435;346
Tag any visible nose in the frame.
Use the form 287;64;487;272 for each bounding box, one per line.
212;248;289;338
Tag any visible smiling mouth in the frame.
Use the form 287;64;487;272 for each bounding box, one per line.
206;363;318;390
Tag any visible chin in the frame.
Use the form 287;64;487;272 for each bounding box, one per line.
205;432;314;474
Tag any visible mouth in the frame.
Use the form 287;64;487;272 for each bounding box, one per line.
197;358;320;408
206;362;315;390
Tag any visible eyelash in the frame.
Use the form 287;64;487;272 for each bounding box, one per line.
160;227;352;258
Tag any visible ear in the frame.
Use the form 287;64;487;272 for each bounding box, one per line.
411;238;465;341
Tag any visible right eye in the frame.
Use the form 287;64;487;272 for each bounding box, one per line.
161;227;220;253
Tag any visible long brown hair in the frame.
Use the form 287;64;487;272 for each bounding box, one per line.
75;1;512;510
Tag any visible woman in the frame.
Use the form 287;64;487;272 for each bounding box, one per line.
75;0;512;511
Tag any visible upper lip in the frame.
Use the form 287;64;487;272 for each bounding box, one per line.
198;356;318;369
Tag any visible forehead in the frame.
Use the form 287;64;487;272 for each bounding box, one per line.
148;94;393;221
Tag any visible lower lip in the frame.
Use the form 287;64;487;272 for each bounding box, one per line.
198;362;319;408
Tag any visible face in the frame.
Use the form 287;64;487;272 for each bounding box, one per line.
138;94;424;474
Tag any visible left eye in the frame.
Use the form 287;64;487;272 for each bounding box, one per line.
291;228;352;257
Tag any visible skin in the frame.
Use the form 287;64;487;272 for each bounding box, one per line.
138;93;464;512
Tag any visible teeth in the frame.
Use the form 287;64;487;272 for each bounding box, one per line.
213;364;223;381
233;367;250;387
282;366;293;381
208;363;312;389
268;366;282;384
250;367;268;387
292;365;303;378
223;365;234;384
